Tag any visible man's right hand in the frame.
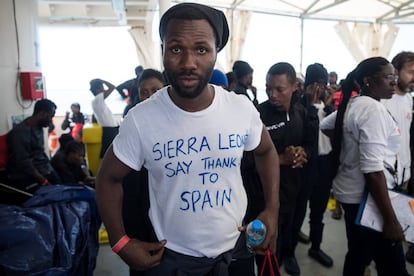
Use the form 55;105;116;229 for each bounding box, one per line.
118;239;167;271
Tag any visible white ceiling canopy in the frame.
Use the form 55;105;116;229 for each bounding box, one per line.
191;0;414;24
38;0;157;27
38;0;414;27
37;0;414;69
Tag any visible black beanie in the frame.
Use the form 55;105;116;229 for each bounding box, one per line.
304;63;328;89
232;60;253;80
159;3;229;52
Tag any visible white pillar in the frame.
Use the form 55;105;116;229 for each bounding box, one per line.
157;0;171;69
0;0;40;133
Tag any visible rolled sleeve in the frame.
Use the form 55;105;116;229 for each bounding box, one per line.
359;142;386;173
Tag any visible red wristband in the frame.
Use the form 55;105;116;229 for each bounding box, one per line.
111;235;130;254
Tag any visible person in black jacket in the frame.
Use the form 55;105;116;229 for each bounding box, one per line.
243;62;318;276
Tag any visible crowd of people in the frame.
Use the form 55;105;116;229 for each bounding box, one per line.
2;2;414;276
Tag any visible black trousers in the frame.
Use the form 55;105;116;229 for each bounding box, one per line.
342;203;409;276
291;154;333;249
308;154;333;247
290;155;315;250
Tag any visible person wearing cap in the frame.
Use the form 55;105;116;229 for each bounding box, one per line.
292;63;335;270
232;60;259;106
95;3;280;275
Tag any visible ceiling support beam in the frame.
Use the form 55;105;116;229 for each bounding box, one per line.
112;0;126;24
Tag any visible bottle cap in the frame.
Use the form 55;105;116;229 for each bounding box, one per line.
252;219;263;231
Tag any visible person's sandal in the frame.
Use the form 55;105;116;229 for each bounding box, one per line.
331;208;342;220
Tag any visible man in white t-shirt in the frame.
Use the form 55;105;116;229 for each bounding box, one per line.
95;3;280;275
384;51;414;264
381;52;414;192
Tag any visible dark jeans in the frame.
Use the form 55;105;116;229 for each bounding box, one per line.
144;234;255;276
144;250;254;276
342;203;409;276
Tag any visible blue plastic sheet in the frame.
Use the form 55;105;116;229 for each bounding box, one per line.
0;185;100;275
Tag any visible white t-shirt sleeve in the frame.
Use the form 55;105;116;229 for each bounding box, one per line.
320;110;337;130
112;114;143;171
244;101;263;151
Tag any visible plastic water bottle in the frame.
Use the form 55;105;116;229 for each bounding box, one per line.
246;219;267;252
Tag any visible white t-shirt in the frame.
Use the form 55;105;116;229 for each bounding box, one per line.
320;96;400;204
113;85;263;258
381;92;413;184
91;93;117;127
314;101;332;156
